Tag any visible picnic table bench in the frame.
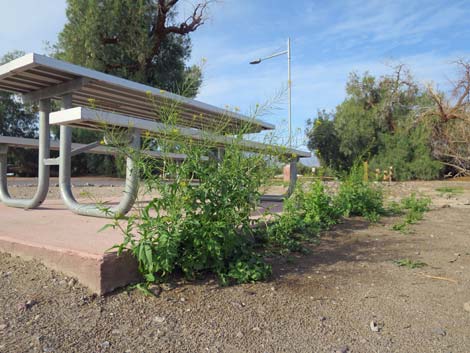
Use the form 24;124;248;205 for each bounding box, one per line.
0;53;310;218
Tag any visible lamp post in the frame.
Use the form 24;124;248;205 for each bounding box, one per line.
250;37;292;147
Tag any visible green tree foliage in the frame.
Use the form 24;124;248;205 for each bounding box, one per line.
306;110;349;171
54;0;203;95
306;66;442;180
51;0;207;176
0;51;40;176
369;127;441;180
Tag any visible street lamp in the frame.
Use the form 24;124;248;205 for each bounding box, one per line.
250;37;292;147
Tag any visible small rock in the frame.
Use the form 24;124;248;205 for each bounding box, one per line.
231;301;245;309
252;326;261;332
236;331;244;338
319;316;326;322
432;328;446;336
180;297;186;302
161;283;175;291
333;346;349;353
148;284;161;296
43;347;54;353
441;204;451;208
33;335;45;345
463;200;470;205
153;316;165;324
111;329;121;335
0;324;7;331
18;300;37;311
370;320;380;332
463;302;470;312
67;278;76;287
100;341;110;349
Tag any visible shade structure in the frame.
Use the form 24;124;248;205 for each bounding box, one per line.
0;53;275;134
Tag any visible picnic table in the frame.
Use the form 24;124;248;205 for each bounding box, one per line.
0;53;310;218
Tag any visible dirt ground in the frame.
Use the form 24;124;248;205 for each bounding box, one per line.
1;180;470;353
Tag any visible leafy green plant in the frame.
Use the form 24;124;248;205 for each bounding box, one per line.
103;78;289;289
435;186;464;197
392;193;431;233
335;164;385;221
393;258;427;269
265;179;342;254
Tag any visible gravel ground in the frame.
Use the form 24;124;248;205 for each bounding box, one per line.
1;180;470;353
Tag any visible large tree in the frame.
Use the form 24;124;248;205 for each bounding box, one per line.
306;66;442;180
51;0;210;175
54;0;208;96
422;60;470;177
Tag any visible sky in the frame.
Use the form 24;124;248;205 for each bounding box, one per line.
0;0;469;165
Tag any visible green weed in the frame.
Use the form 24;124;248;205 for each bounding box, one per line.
393;258;427;269
392;193;431;233
435;186;464;196
265;179;342;254
335;163;385;221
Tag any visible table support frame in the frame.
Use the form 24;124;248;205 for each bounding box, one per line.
0;99;51;209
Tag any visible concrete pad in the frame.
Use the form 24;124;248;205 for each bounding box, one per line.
0;194;283;295
0;200;140;294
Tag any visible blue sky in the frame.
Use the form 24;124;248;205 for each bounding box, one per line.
1;0;469;164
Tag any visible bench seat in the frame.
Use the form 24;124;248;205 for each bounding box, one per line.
0;135;202;161
50;107;311;159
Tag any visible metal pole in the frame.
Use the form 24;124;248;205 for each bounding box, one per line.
287;37;292;148
0;99;51;209
58;94;140;218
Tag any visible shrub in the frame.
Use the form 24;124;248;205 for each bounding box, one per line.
336;164;384;221
109;138;276;286
392;193;431;233
369;127;442;181
266;179;341;253
104;81;283;287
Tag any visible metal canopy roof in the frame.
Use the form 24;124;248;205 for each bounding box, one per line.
0;53;275;134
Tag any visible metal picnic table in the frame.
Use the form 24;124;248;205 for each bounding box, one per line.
0;53;310;218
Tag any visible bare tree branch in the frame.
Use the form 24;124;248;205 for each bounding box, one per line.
422;60;470;177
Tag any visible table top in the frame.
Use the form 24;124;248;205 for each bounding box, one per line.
0;53;275;134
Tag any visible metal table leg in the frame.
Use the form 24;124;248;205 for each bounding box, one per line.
260;159;298;202
58;95;140;218
0;99;51;209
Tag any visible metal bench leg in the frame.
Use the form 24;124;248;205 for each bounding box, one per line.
260;159;298;202
0;99;51;209
59;124;140;218
286;159;298;196
58;94;140;218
